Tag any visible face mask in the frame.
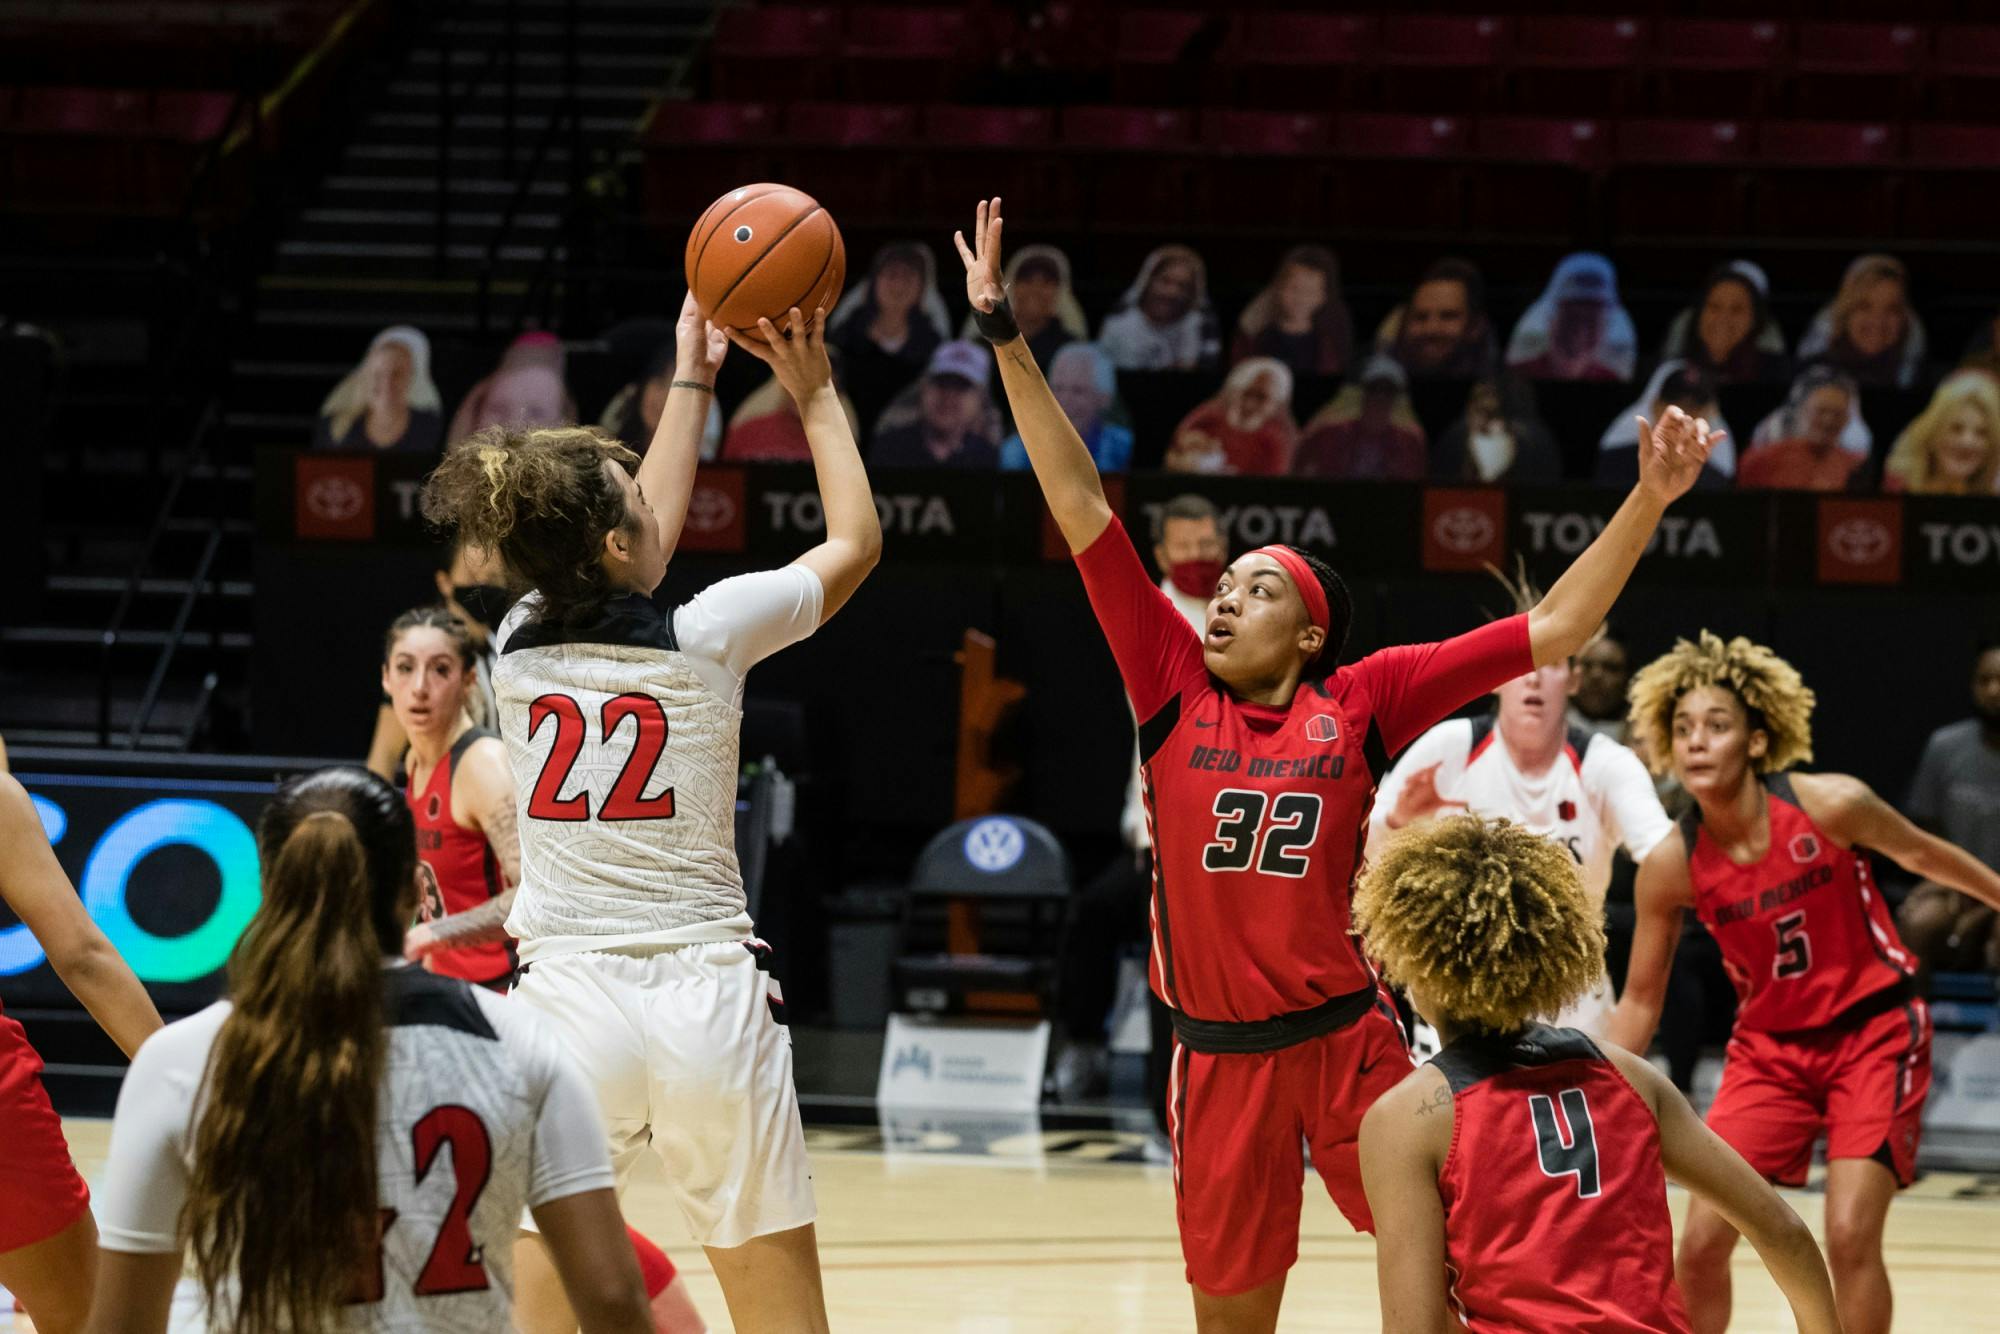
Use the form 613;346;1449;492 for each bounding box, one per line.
1468;424;1515;481
1168;559;1225;600
452;583;513;630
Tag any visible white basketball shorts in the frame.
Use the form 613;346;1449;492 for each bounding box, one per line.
512;940;815;1249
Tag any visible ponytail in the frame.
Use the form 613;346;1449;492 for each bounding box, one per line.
184;808;389;1331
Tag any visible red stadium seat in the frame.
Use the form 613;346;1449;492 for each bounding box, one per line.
1606;119;1751;239
1751;121;1902;239
1612;117;1750;163
150;90;235;142
644;101;780;146
14;86;146;134
1196;110;1334;224
781;101;916;147
1904;123;2000;234
1929;25;2000;121
1508;16;1647;116
1111;10;1225;105
842;7;972;101
1333;114;1470;233
1787;22;1924;119
921;105;1053;150
1470;118;1607;235
1376;16;1512;114
1220;13;1371;110
917;106;1056;226
1907;122;2000;168
1756;119;1900;166
1059;105;1193;152
1335;113;1468;159
1112;9;1210;64
778;103;918;225
711;6;840;100
1199;109;1332;156
641;103;782;220
1058;107;1195;227
1649;20;1786;117
1474;116;1608;167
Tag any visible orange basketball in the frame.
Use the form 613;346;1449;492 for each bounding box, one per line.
685;184;845;342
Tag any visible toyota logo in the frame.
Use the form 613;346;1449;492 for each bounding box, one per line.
686;484;736;534
1432;506;1495;555
305;476;365;522
1828;517;1890;565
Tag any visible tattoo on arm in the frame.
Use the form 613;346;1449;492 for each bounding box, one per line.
480;797;521;888
426;888;517;950
1414;1084;1452;1118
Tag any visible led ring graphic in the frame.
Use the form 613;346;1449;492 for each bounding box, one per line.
1;797;260;980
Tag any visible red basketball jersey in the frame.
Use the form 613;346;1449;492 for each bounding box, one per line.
1433;1025;1689;1334
1075;519;1532;1022
407;727;513;983
1685;773;1913;1035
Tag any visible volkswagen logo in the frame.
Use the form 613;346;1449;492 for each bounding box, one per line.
963;817;1026;873
1828;517;1891;566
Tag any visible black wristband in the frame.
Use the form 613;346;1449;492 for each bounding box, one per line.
972;297;1021;345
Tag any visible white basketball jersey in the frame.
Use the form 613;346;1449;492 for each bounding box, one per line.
1369;715;1673;909
493;573;822;961
93;967;615;1332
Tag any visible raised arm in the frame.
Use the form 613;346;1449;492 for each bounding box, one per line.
956;198;1114;553
403;738;519;962
0;776;162;1058
728;308;883;621
1529;407;1721;666
1603;1045;1842;1334
1797;771;2000;912
636;293;730;558
1605;830;1692;1054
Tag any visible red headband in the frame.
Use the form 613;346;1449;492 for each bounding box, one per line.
1249;545;1329;635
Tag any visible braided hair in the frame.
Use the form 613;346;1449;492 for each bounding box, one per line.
1284;545;1352;663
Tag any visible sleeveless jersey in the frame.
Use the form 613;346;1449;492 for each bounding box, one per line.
1074;518;1534;1023
1370;715;1672;911
407;726;512;983
1685;773;1914;1035
93;966;615;1332
1432;1025;1689;1334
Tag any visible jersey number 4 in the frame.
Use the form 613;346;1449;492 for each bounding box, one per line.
1200;790;1323;877
526;692;677;822
1529;1089;1602;1199
351;1105;494;1303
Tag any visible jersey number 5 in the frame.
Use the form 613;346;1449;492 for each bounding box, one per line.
350;1105;495;1304
1773;911;1812;980
526;692;678;822
1200;790;1323;877
1529;1089;1601;1199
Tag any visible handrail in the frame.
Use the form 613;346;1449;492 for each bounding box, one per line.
435;0;525;275
97;400;219;746
128;527;223;749
476;0;582;335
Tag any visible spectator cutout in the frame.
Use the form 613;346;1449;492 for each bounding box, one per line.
1595;360;1736;488
1001;343;1132;472
1796;253;1927;389
1164;356;1295;475
449;331;576;441
869;340;1002;468
1432;374;1563;483
599;337;723;459
1658;260;1789;385
1506;252;1637;383
1231;244;1352;380
723;346;864;463
313;325;442;453
1884;370;2000;496
1373;257;1497;381
830;240;952;375
1292;354;1427;481
959;243;1087;369
1738;366;1871;492
1098;244;1221;371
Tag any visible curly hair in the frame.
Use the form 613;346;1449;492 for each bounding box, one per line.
1626;630;1815;777
420;425;639;627
1355;815;1604;1033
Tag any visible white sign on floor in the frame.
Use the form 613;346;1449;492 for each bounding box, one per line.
877;1013;1050;1111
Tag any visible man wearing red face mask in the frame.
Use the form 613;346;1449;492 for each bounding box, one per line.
1052;493;1225;1112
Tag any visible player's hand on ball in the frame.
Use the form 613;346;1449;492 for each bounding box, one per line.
676;290;729;383
1635;404;1723;505
954;197;1005;314
727;307;833;403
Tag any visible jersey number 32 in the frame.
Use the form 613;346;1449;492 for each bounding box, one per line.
1201;790;1323;878
526;692;677;822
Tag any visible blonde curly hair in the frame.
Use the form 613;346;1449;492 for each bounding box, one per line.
1355;816;1604;1033
1626;630;1815;777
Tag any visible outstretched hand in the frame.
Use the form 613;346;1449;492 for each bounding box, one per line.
726;307;834;404
676;291;729;383
1634;405;1722;505
954;197;1005;314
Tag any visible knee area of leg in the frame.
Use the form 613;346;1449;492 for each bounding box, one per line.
1823;1215;1883;1272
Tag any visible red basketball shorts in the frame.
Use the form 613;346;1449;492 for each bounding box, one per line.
1706;994;1931;1189
0;1010;90;1253
1167;999;1413;1296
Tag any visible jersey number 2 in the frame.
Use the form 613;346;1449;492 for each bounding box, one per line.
526;692;678;822
1529;1089;1601;1199
1200;790;1323;877
350;1105;494;1303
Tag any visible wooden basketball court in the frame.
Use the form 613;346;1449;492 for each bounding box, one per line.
23;1117;2000;1332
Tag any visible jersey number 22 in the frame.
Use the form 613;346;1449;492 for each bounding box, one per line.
527;692;678;822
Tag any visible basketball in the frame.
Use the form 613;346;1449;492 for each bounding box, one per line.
685;183;845;341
